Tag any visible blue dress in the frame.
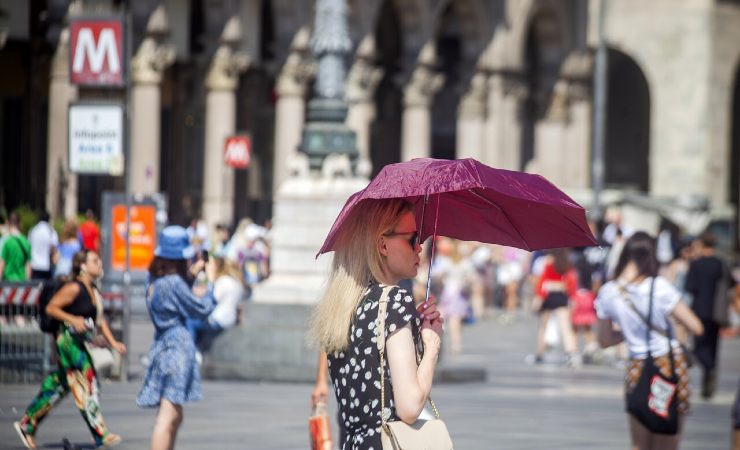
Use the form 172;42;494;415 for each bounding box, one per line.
137;274;216;407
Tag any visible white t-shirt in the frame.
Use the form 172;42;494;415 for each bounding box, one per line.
28;222;59;271
595;276;681;359
208;275;245;329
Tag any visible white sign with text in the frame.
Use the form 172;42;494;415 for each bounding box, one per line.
69;103;124;175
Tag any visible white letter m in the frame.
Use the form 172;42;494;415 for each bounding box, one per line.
73;28;120;75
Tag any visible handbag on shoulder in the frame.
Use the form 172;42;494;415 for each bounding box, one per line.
624;278;680;435
376;286;454;450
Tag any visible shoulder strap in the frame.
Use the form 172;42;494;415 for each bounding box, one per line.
620;278;676;371
618;279;670;339
11;236;30;262
375;285;439;425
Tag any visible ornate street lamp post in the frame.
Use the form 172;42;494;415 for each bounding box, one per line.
299;0;358;172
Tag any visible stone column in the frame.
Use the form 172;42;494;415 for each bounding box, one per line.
272;29;313;193
484;71;527;170
401;63;444;161
345;36;382;174
528;53;593;189
201;18;249;231
46;28;79;219
562;76;592;189
456;71;488;161
529;80;570;185
130;6;175;195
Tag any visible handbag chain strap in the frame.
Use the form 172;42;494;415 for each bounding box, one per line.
376;285;440;427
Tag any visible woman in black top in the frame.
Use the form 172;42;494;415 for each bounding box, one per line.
14;250;126;449
311;199;444;450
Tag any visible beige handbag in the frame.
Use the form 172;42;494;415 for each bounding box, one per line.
376;286;454;450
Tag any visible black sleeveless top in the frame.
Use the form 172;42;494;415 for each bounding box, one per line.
64;281;97;321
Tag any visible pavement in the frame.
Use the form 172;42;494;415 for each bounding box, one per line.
0;310;738;449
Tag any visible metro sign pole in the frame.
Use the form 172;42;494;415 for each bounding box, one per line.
69;12;132;381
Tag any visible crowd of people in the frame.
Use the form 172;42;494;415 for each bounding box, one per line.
4;203;740;449
0;210;100;283
2;209;273;449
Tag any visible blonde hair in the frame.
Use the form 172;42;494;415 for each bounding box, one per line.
310;199;414;354
212;255;247;287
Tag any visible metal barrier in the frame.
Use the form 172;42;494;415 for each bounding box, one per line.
0;281;126;383
0;282;50;383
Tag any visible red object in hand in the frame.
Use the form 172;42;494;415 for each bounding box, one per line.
309;402;333;450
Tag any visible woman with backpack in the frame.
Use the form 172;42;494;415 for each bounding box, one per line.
14;250;126;449
596;232;704;450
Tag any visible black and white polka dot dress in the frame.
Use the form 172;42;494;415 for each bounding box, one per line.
327;282;421;450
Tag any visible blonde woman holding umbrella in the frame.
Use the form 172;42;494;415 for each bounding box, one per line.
311;199;444;449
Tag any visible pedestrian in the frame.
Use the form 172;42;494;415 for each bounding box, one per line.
310;199;444;450
55;220;82;277
13;249;126;449
28;211;59;280
186;253;246;352
571;247;599;361
532;248;580;366
432;238;472;354
212;223;231;255
136;225;216;450
684;231;737;398
596;232;704;450
0;212;31;281
78;210;100;253
496;246;526;324
186;216;210;251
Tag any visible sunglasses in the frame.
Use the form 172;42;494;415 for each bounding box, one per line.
384;231;419;248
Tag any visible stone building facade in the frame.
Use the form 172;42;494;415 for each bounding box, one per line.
1;0;739;244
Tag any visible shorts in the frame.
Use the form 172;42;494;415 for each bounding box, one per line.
541;292;568;311
625;351;690;415
497;262;523;285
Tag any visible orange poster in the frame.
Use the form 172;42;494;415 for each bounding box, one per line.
111;204;156;271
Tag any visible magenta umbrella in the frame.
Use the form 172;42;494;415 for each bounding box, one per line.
317;158;596;256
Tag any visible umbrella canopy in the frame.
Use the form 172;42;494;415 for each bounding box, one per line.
317;158;596;256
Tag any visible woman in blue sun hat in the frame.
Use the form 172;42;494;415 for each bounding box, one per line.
136;225;216;450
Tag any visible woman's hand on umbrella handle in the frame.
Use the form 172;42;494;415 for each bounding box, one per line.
417;295;440;321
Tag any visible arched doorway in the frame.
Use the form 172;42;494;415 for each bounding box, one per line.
234;0;276;226
369;0;403;177
521;8;567;171
730;63;740;252
604;49;650;191
431;3;462;161
159;0;208;226
0;5;50;214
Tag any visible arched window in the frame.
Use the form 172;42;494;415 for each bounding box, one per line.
604;49;650;192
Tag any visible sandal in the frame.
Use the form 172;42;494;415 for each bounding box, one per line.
100;433;122;448
13;421;36;449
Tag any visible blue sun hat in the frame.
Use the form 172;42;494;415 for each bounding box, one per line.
155;225;195;260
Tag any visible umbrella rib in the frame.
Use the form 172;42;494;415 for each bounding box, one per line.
467;189;532;251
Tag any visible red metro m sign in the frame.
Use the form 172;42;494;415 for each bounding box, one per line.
69;19;124;86
224;135;251;169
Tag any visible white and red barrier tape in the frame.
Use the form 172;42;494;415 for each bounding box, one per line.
0;284;43;305
0;284;123;307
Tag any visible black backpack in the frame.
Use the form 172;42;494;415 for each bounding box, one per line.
39;277;69;334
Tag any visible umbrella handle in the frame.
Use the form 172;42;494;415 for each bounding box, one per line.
423;193;441;304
